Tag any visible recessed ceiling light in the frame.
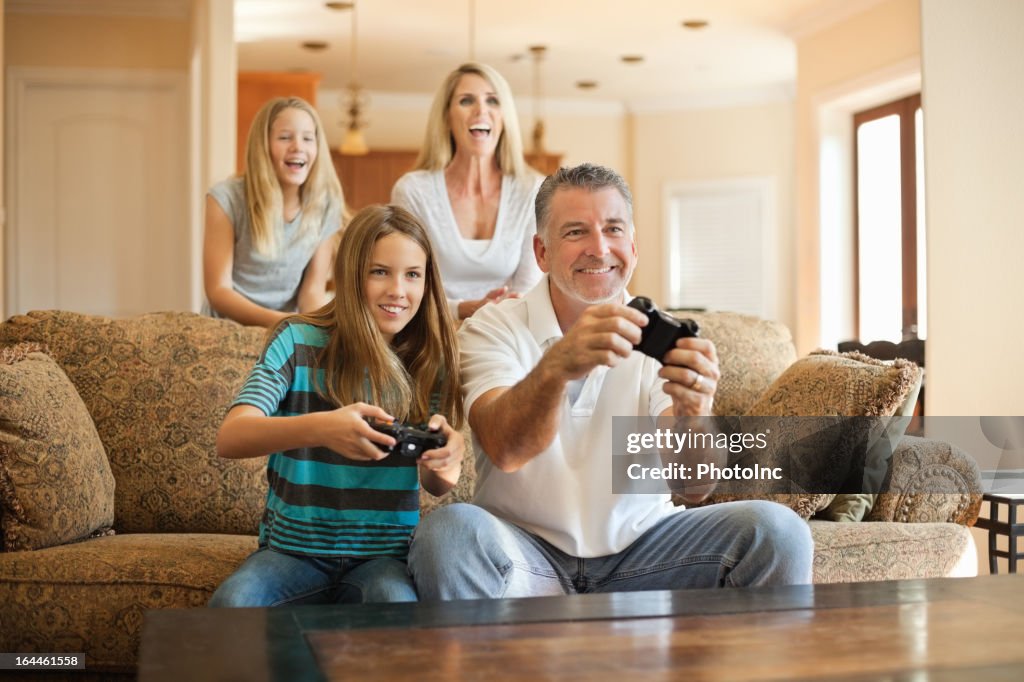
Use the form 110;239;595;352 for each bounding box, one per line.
682;19;709;30
325;2;354;9
576;80;598;90
301;41;329;51
620;55;644;64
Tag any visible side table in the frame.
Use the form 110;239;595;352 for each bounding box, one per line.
974;493;1024;574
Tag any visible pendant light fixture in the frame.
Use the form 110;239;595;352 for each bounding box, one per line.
338;1;368;156
529;44;547;154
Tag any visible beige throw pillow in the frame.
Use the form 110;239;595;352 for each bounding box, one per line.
746;350;922;418
0;343;115;551
698;350;922;519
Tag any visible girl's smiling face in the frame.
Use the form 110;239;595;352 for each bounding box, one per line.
268;107;318;190
364;233;427;342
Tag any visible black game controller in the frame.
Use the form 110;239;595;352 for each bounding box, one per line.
627;296;700;361
365;418;447;458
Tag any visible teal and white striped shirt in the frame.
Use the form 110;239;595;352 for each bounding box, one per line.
233;321;419;558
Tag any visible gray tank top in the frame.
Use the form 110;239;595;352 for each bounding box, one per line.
204;176;342;316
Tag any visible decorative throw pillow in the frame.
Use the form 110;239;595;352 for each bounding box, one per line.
0;343;115;551
746;350;922;418
697;350;922;519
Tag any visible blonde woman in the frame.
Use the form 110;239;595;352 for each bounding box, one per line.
391;63;543;320
204;97;344;326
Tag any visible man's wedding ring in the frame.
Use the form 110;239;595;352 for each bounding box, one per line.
690;372;704;391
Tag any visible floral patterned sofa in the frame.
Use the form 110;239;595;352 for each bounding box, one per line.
0;310;982;676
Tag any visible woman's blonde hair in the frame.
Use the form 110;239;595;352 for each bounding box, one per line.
244;97;343;257
415;62;528;179
293;205;463;428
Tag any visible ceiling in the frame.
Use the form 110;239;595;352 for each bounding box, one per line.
235;0;859;108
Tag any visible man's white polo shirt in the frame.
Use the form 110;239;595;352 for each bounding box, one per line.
459;275;679;557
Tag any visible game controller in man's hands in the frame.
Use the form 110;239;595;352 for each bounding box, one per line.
365;418;447;457
627;296;700;361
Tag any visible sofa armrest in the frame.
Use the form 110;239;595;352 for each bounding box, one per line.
866;435;983;526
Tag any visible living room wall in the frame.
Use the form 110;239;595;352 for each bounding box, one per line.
923;0;1024;572
629;100;796;332
4;12;190;69
920;0;1024;417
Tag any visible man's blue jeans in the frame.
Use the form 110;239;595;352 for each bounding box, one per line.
408;501;814;599
208;546;417;607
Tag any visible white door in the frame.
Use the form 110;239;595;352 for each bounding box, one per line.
5;68;190;317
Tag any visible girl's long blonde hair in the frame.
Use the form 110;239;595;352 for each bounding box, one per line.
294;205;463;428
415;62;528;179
244;97;343;257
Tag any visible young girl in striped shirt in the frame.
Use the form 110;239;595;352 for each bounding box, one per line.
209;204;464;607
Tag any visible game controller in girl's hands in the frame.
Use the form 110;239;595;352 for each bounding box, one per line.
365;418;447;457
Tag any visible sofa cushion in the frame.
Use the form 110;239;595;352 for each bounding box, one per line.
809;520;976;583
0;532;257;672
0;311;268;535
0;343;115;551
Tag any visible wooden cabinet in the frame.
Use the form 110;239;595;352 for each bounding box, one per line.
332;150;564;211
331;149;418;210
237;71;321;173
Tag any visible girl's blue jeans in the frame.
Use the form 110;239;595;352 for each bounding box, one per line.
208;546;417;607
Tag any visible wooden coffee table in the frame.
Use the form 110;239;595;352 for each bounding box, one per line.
139;574;1024;681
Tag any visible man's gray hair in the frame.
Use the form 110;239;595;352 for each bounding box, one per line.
534;163;634;239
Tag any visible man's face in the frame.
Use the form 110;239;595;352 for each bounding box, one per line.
535;186;637;307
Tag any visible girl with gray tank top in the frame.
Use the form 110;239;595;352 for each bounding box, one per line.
203;96;345;327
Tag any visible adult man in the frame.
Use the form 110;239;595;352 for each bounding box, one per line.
410;163;812;598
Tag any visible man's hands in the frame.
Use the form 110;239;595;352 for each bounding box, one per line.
540;303;649;381
660;338;720;417
655;338;722;503
534;301;719;417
